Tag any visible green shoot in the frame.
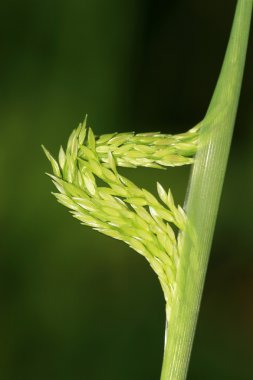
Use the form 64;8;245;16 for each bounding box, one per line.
160;1;252;379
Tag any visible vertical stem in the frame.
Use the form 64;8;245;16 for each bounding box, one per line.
160;1;252;379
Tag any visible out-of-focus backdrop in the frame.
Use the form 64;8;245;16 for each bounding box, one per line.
1;0;252;379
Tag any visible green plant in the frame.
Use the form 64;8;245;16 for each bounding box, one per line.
43;1;252;379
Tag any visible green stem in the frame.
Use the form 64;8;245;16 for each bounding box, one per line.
160;1;252;379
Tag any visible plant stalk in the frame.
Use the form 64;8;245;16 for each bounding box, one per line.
160;1;253;379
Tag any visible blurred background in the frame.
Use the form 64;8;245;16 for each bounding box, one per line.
0;0;252;379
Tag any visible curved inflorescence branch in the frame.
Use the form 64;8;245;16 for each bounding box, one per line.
42;117;199;321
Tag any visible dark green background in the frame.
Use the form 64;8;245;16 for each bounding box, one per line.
1;0;252;379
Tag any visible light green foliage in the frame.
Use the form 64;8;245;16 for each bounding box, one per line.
43;118;198;320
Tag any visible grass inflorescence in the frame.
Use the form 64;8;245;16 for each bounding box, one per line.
42;118;199;321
